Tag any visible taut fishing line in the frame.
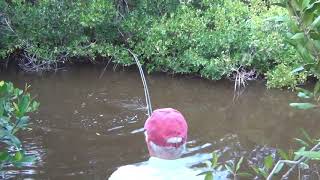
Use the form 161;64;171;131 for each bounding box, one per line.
127;49;153;117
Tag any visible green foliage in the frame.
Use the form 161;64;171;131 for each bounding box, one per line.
295;151;320;160
224;157;252;179
203;152;224;179
267;64;307;88
290;86;320;110
0;0;310;88
0;0;118;61
0;81;39;170
251;155;275;178
126;0;300;81
277;0;320;69
272;0;320;88
203;130;320;180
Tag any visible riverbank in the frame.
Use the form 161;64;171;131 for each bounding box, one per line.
0;0;309;89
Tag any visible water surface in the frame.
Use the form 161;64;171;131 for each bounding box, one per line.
1;64;320;179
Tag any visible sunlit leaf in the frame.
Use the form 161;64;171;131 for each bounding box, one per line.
291;32;305;40
291;66;304;74
289;103;317;109
274;162;284;174
211;152;219;167
302;0;311;9
297;92;311;98
264;155;273;170
294;147;306;160
311;15;320;29
204;172;213;180
14;151;23;161
225;164;233;174
236;157;244;171
295;151;320;160
259;168;268;178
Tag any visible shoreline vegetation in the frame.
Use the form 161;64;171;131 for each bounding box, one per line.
0;0;313;89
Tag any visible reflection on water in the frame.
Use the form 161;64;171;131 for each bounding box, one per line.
1;64;320;179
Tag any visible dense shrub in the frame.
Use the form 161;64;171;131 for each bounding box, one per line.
0;0;120;61
124;0;304;83
0;81;39;171
0;0;309;88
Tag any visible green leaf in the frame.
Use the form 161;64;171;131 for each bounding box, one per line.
274;162;284;174
271;2;287;8
303;11;315;25
289;103;317;109
296;87;313;96
238;172;252;177
278;149;289;160
264;155;273;170
15;116;30;130
294;138;310;147
311;15;320;29
0;151;10;161
294;147;306;160
300;128;314;144
225;164;234;174
0;103;4;116
236;157;244;171
259;168;268;178
291;33;305;40
291;66;304;74
314;81;320;95
306;1;320;13
295;151;320;159
204;172;213;180
251;166;262;176
14;151;23;161
265;16;287;22
302;0;311;9
18;94;30;116
2;131;22;148
297;92;311;98
211;152;219;167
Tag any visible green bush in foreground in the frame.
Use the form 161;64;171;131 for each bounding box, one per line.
0;81;39;171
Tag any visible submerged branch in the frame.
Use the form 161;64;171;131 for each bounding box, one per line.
230;66;257;100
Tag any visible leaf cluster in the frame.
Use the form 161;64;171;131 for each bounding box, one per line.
0;81;39;171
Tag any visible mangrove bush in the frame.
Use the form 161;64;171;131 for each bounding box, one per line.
0;0;315;88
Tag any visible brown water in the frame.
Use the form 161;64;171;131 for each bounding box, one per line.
1;64;320;180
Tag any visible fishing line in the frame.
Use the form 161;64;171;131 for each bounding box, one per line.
127;49;153;117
